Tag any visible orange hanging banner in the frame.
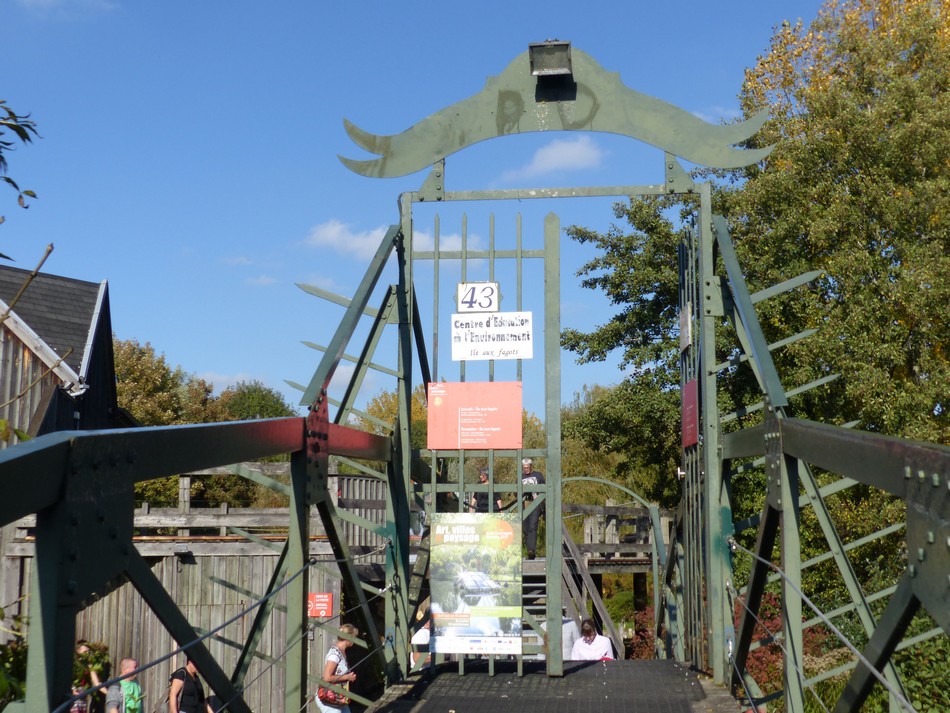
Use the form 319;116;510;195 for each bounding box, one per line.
427;382;523;450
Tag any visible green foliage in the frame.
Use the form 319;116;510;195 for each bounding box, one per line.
604;589;636;628
561;0;949;702
114;338;298;507
73;641;110;686
726;0;950;444
0;601;27;708
0;99;39;244
218;379;298;420
0;638;27;708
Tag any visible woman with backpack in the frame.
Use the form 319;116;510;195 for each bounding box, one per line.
168;655;212;713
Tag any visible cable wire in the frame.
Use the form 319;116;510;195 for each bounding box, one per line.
728;537;915;713
726;581;831;713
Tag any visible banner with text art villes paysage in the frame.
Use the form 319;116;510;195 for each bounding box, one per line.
429;513;523;655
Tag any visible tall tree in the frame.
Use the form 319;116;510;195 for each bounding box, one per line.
562;0;950;703
725;0;950;443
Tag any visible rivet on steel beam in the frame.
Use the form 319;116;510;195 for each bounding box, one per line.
918;469;926;483
927;531;935;544
932;473;940;487
904;465;912;479
917;548;926;562
908;564;916;578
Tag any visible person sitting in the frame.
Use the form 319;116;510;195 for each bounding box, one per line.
570;618;614;661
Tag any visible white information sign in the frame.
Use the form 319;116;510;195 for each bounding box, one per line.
451;311;533;361
456;282;500;313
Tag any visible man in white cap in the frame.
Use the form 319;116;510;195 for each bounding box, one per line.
521;458;545;559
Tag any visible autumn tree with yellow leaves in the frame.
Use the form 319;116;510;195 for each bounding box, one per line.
563;1;949;706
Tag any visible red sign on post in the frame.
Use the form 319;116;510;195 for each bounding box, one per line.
308;592;333;618
427;382;523;450
682;379;699;448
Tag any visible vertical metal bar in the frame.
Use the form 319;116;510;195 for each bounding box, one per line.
780;454;805;712
699;184;729;681
285;449;310;713
431;212;441;515
488;213;496;384
389;216;413;681
23;533;72;712
543;212;563;675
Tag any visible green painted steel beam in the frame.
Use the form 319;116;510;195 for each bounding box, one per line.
782;418;950;498
712;329;818;373
125;550;252;713
297;283;382;319
233;542;289;684
834;575;920;713
750;270;823;304
712;215;788;409
300;224;399;406
340;48;772;177
302;341;400;378
0;418;304;526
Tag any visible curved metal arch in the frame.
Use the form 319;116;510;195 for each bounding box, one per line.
340;47;773;178
562;475;655;510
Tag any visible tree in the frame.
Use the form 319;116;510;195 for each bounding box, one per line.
562;0;949;703
114;339;296;506
725;0;950;444
197;380;299;507
561;196;690;508
218;379;298;421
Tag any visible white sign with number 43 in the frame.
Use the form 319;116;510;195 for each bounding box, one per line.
456;282;499;313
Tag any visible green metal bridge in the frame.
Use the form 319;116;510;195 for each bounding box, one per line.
1;43;948;713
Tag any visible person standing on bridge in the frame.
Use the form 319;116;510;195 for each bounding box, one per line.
471;467;502;513
168;655;213;713
316;624;359;713
570;619;614;661
105;657;143;713
520;458;545;559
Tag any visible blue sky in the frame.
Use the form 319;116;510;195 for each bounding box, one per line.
3;0;827;419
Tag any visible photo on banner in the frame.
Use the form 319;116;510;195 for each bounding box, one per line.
429;513;523;655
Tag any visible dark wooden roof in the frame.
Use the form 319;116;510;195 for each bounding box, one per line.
0;265;103;374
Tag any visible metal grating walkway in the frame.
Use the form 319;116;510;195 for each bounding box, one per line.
366;660;745;713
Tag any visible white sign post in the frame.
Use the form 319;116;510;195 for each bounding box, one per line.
451;311;533;361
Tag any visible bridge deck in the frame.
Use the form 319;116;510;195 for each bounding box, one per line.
367;660;744;713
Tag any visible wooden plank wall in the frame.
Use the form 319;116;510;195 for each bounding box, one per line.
17;545;341;713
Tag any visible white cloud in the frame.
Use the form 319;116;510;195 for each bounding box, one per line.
225;255;253;266
246;274;276;286
411;230;477;252
197;371;253;392
499;136;604;183
305;219;388;261
692;106;743;124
